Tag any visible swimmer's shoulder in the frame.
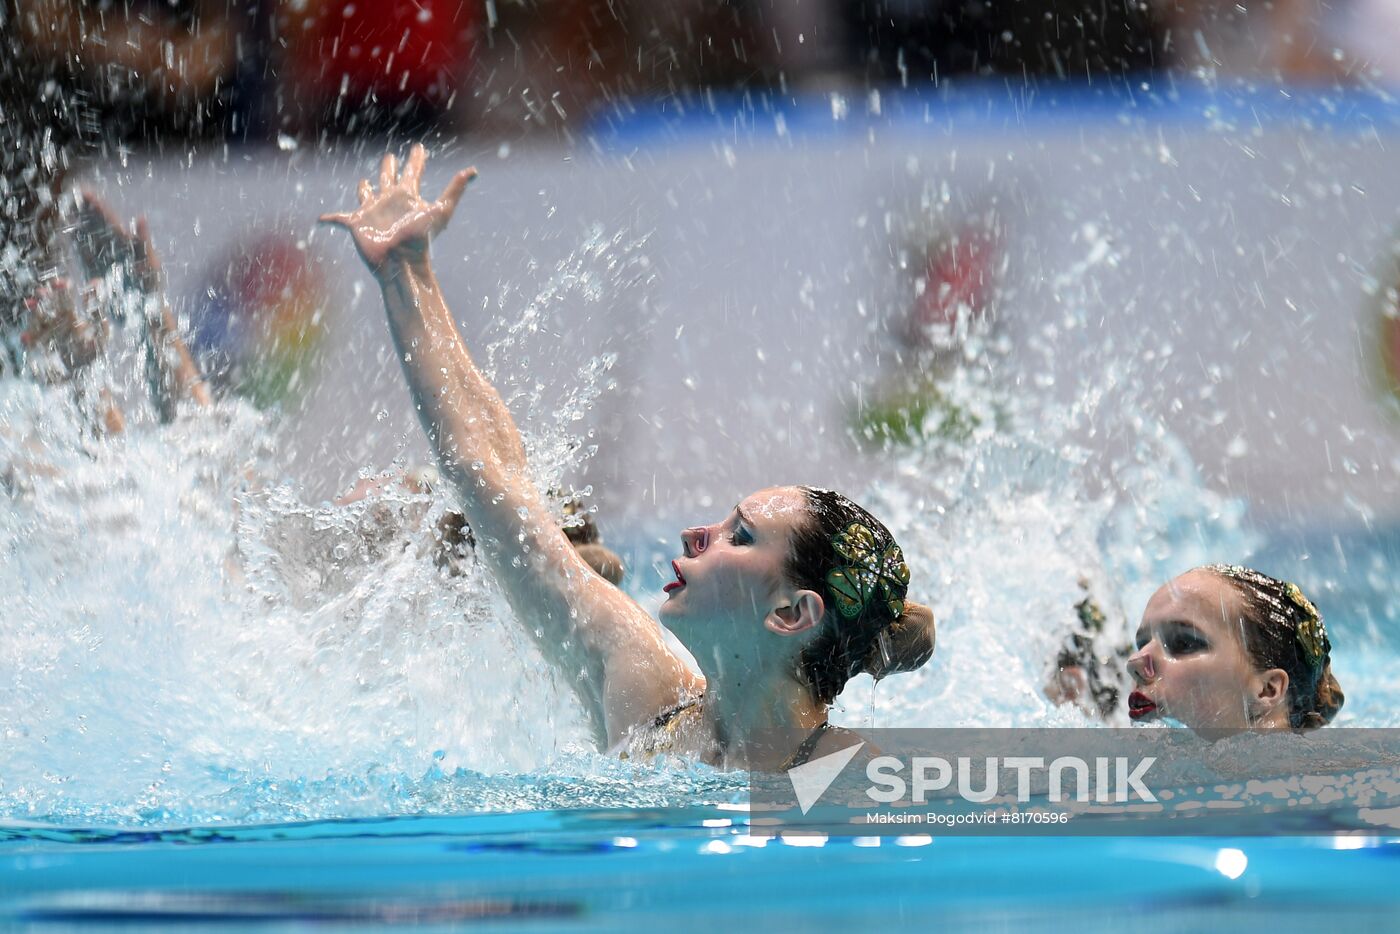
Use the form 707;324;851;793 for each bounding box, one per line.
608;695;716;763
806;724;882;765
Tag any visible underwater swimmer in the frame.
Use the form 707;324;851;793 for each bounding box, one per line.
1127;565;1344;735
322;145;936;770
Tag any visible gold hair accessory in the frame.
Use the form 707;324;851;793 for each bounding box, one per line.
1283;581;1328;668
1211;565;1328;672
1075;595;1107;634
825;522;910;620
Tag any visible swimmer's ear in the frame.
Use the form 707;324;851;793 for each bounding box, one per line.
765;590;824;637
1251;668;1290;716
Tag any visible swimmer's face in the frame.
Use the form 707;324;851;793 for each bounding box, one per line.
659;487;809;649
1127;570;1281;735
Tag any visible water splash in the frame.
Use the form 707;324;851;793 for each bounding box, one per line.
0;225;660;825
0;210;1394;833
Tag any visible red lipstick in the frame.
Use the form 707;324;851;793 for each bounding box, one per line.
1128;690;1157;721
663;560;686;595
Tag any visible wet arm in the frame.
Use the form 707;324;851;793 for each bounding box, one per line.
328;149;696;744
141;286;212;420
75;197;211;419
376;257;696;744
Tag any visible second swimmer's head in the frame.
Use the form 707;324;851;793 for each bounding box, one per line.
1128;565;1343;735
659;485;935;705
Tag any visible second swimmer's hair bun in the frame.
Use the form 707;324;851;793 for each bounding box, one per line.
862;601;936;680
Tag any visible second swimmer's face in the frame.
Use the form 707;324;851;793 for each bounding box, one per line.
659;487;808;643
1127;570;1268;734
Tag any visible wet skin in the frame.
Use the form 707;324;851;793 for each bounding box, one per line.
659;486;809;644
1127;569;1289;734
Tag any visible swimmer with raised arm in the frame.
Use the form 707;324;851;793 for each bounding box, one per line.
72;192;213;421
6;191;210;438
322;145;936;770
1127;565;1343;735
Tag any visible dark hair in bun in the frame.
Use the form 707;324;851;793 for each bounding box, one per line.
785;487;935;705
862;600;937;679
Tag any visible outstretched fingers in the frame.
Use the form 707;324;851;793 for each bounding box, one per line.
432;167;478;226
402;143;427;193
322;150;466;238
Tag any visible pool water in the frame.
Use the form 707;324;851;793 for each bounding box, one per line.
6;85;1400;925
0;403;1394;929
3;375;1399;928
4;810;1400;930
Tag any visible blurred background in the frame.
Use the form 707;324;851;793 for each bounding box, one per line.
3;0;1400;544
6;0;1399;145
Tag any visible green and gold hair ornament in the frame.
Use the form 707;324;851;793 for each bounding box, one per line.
1075;594;1107;634
1283;581;1328;669
1207;564;1328;673
825;521;910;620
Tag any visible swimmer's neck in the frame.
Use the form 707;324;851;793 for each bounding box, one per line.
1185;706;1293;740
700;670;827;770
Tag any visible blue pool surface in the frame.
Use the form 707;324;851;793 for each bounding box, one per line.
4;810;1400;931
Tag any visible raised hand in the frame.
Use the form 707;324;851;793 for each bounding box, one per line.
319;144;476;275
75;191;162;294
21;279;108;373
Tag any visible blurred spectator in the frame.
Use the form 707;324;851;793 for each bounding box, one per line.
462;0;776;135
0;0;248;310
1155;0;1400;84
840;0;1163;84
2;0;248;158
3;0;1395;186
271;0;475;136
462;0;1170;133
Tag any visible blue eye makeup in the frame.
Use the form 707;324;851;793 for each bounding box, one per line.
1163;629;1208;656
1136;622;1209;657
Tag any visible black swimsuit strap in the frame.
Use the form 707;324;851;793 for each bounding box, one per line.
651;695;703;730
783;721;831;771
651;698;829;770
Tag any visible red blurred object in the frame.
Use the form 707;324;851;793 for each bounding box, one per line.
290;0;473;107
905;224;1001;349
